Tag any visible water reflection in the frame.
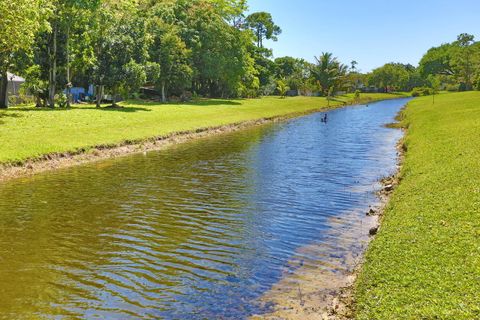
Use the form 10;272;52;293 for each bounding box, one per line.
0;98;409;319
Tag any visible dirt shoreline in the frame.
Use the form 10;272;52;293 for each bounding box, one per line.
251;125;406;319
0;106;338;183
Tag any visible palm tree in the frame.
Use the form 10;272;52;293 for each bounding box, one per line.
311;52;348;96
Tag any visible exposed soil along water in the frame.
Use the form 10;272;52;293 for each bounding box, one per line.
0;98;409;319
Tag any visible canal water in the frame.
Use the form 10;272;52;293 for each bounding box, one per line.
0;98;409;319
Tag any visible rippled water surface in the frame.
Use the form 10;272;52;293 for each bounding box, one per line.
0;98;409;319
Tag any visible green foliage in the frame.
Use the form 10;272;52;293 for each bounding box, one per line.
411;86;433;97
369;63;422;92
276;79;289;98
245;11;281;48
355;92;480;319
121;60;147;98
21;65;49;107
0;0;51;62
56;92;68;108
0;0;51;107
354;89;361;100
311;52;348;96
274;56;311;92
419;34;480;91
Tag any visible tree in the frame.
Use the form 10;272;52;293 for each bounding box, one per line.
181;0;257;98
419;34;480;91
310;52;348;96
245;12;281;48
350;60;358;73
147;7;192;102
274;56;311;93
276;79;289;98
428;75;441;104
369;63;413;92
0;0;51;108
451;33;478;90
92;0;148;107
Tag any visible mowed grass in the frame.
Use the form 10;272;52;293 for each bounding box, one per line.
355;92;480;319
0;94;399;164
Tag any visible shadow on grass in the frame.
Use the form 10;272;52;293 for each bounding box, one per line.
0;111;22;118
0;111;23;125
123;98;243;107
95;105;152;112
185;99;243;106
8;105;151;113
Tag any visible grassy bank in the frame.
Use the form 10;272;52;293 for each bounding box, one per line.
355;91;480;319
0;93;401;165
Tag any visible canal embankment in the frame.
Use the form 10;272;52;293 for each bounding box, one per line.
0;93;404;182
354;91;480;319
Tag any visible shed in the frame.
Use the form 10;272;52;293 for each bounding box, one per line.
7;72;25;96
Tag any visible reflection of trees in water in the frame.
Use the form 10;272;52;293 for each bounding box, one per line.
0;124;271;318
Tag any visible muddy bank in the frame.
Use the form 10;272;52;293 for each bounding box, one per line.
0;107;336;183
251;136;405;320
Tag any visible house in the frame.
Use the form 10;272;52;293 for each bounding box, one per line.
7;72;25;96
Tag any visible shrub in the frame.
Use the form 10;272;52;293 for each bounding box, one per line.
354;90;361;100
411;86;434;97
458;82;468;91
56;93;69;108
445;84;460;92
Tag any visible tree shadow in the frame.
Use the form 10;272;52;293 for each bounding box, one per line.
186;99;243;106
123;98;243;107
8;105;151;113
0;111;23;125
88;105;152;112
0;111;22;118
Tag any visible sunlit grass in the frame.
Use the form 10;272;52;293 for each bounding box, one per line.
0;94;399;164
355;91;480;319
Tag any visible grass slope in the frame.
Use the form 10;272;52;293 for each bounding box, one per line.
355;92;480;319
0;94;400;164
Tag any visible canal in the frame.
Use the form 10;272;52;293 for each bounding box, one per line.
0;98;410;319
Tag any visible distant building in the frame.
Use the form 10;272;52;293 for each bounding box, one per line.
7;72;25;96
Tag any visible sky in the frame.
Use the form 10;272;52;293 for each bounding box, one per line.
246;0;480;72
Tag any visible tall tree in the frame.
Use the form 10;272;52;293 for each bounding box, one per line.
0;0;51;108
92;0;148;107
146;3;192;102
452;33;478;90
245;12;281;48
311;52;348;95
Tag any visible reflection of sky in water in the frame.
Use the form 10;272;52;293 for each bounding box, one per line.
0;98;409;319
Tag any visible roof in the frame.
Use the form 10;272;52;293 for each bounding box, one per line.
7;72;25;83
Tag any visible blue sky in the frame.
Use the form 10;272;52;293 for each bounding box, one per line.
247;0;480;71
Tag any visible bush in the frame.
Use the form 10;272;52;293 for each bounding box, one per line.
354;90;361;100
411;86;434;97
8;94;35;106
445;84;460;92
56;93;68;108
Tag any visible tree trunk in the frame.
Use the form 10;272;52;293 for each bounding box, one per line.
112;89;118;107
48;21;58;108
161;81;166;103
66;24;71;108
96;85;103;108
0;71;8;109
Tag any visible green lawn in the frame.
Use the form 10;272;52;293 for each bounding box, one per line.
355;91;480;319
0;93;400;164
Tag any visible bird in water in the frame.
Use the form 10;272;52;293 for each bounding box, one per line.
321;113;328;123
